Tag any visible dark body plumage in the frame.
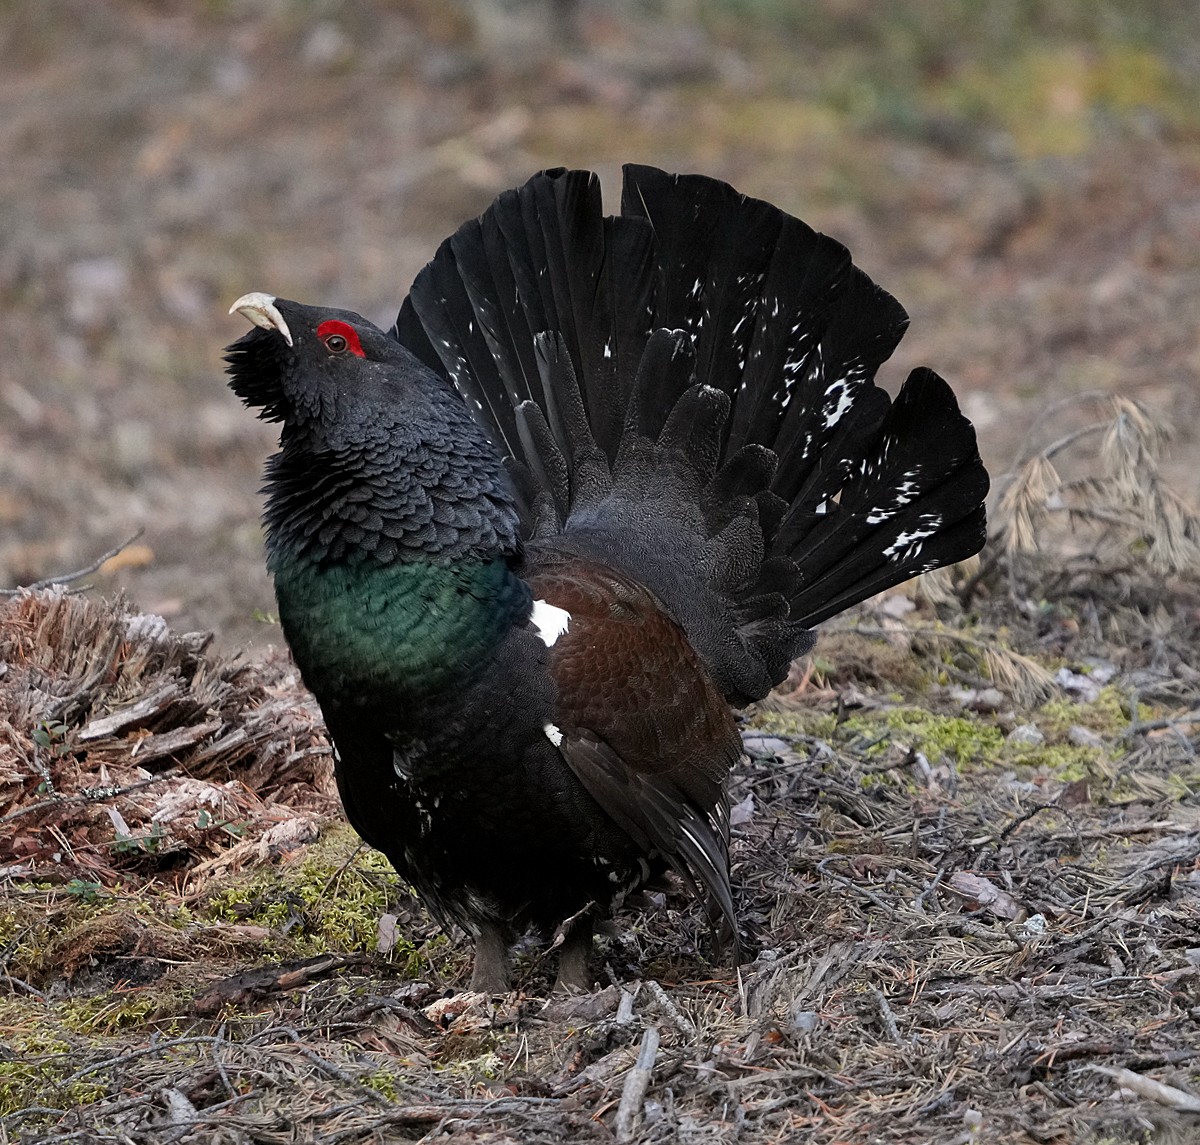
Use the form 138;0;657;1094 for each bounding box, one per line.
226;166;989;991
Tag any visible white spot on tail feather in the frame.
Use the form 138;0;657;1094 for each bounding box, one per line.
822;378;855;429
865;477;922;525
882;513;943;562
531;599;571;646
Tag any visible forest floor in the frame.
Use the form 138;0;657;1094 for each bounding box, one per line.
2;2;1200;1142
1;563;1199;1144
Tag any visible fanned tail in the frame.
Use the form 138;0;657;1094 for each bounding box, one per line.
392;165;988;705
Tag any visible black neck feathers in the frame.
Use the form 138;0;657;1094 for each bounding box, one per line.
261;376;521;570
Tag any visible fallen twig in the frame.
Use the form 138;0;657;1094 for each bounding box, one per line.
871;988;903;1046
614;1025;660;1143
1121;708;1200;741
616;981;640;1025
646;979;697;1040
1;531;146;596
1089;1065;1200;1113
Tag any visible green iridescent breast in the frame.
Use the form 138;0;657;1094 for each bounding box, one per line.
271;555;530;704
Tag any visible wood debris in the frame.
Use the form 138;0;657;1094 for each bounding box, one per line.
0;590;337;890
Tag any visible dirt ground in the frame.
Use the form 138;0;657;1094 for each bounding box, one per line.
2;2;1200;1143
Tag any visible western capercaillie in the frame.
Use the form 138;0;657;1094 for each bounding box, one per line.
227;165;989;992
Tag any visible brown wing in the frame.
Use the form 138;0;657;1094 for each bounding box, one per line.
528;558;743;955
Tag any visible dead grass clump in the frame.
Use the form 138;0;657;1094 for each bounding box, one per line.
991;393;1200;606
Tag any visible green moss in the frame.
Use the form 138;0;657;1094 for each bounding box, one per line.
1007;744;1105;782
439;1049;504;1084
0;906;25;951
360;1068;406;1101
429;1029;509;1090
858;770;919;794
0;1030;106;1116
0;1061;105;1117
843;708;1005;767
751;668;1160;804
202;825;421;970
57;992;178;1036
1035;685;1147;738
751;708;839;740
1164;771;1200;800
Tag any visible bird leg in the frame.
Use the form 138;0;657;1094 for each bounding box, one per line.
553;913;595;994
469;922;512;994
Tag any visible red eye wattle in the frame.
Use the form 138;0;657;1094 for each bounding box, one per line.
316;319;366;358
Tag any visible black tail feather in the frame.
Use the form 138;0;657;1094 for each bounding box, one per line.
625;329;695;444
393;166;989;704
532;331;610;513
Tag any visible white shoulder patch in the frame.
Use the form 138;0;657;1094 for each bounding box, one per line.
544;722;564;747
530;599;571;647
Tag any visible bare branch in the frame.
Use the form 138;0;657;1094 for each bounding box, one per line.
1;530;146;596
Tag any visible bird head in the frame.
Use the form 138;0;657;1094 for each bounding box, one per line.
225;292;434;440
225;292;520;565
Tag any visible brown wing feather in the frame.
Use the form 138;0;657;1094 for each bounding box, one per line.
528;558;743;956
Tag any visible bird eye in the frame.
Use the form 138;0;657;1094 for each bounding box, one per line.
323;334;348;353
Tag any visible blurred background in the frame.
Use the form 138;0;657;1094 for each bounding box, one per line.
3;0;1199;652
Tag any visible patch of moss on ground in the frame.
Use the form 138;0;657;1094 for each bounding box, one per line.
760;693;1157;804
1035;685;1148;738
202;824;420;970
933;42;1195;157
834;703;1126;786
0;1026;106;1117
439;1048;504;1084
360;1068;407;1101
57;989;187;1037
0;1060;106;1118
1005;743;1106;782
0;887;196;986
751;708;839;741
843;708;1006;766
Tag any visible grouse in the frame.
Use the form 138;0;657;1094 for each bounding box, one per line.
226;165;988;992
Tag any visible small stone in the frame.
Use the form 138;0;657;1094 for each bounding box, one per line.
951;687;1006;712
1007;723;1044;746
303;21;353;70
790;1007;819;1032
1018;913;1048;938
1080;658;1117;685
1055;667;1102;703
1067;725;1104;749
742;735;790;759
540;985;621;1024
879;594;916;618
67;257;129;330
728;792;755;827
376;912;399;954
999;770;1038;796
